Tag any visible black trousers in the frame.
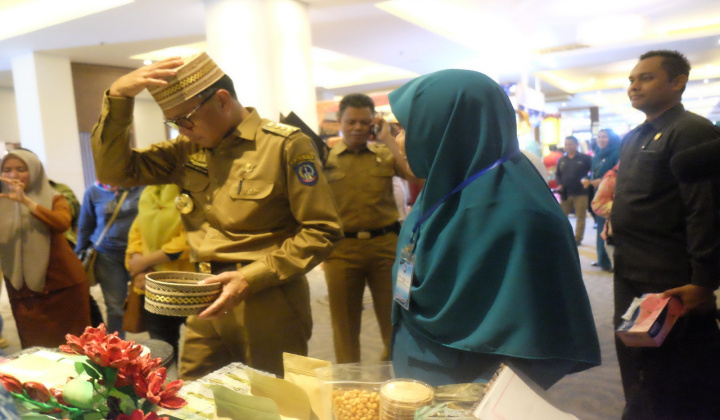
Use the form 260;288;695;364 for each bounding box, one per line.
144;308;186;363
614;275;720;420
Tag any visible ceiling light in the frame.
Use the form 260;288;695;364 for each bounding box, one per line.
577;15;646;46
130;42;206;62
0;0;134;41
376;0;524;57
131;42;417;90
311;47;418;89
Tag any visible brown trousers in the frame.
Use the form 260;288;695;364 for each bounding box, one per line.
560;194;589;242
323;233;396;363
179;275;312;379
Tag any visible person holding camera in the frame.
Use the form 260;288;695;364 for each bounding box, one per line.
0;149;90;348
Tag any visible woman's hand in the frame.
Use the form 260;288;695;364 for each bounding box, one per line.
128;254;148;277
132;272;147;291
0;176;27;203
371;123;422;183
0;176;36;212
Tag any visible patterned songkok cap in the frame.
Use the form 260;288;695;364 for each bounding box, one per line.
147;52;226;111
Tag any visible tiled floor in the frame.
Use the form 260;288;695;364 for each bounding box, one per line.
0;214;625;419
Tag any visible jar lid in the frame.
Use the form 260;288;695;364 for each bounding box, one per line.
380;379;434;405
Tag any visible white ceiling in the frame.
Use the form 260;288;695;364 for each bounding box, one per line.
1;0;719;127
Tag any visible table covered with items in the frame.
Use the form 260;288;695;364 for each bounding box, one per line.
0;323;583;420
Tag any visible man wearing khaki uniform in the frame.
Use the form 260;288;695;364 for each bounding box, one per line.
323;94;422;363
91;53;342;378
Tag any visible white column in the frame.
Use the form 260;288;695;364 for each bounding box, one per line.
133;91;168;150
203;0;318;129
12;53;84;198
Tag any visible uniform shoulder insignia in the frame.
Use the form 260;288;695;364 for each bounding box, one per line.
262;121;300;137
368;142;389;152
184;151;208;175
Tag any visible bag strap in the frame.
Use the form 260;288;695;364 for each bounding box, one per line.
94;190;129;248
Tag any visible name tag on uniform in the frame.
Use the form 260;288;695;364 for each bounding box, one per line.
394;248;415;310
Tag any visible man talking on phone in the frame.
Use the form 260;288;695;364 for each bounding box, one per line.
321;93;422;363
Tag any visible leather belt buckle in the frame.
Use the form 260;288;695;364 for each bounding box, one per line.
198;262;212;274
356;231;372;240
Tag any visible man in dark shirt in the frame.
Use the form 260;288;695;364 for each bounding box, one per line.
556;136;592;245
611;49;720;420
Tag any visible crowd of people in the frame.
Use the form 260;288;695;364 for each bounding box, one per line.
0;48;718;419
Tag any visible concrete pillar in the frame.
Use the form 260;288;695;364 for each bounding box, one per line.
203;0;318;129
590;106;600;137
11;53;84;199
133;91;167;150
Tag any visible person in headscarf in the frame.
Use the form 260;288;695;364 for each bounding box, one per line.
0;150;90;348
384;69;601;389
125;184;194;360
582;129;621;272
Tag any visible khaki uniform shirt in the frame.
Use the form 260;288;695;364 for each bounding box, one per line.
324;141;400;231
91;94;342;294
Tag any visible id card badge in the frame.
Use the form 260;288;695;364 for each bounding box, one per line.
394;248;415;310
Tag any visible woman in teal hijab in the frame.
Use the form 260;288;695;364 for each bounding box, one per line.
387;69;601;389
585;128;621;271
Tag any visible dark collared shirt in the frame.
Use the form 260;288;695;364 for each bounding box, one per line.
556;152;591;195
612;104;720;289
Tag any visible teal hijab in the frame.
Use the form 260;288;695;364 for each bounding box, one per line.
389;70;600;371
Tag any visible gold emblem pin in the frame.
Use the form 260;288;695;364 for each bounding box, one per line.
654;132;662;141
175;193;194;214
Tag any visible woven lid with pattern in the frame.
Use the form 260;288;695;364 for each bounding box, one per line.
147;52;226;111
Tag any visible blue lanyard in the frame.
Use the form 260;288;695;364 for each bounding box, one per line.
408;149;520;251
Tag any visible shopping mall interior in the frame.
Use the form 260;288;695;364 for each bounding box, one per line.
0;1;719;418
1;1;720;181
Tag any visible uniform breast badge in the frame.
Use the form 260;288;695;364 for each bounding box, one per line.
175;193;194;214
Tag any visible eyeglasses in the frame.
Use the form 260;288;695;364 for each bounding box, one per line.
163;90;217;130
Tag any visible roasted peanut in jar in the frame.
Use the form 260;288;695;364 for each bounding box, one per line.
331;387;381;420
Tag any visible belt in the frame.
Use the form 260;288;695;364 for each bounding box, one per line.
344;221;401;240
196;261;243;275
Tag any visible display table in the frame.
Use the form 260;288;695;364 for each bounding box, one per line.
8;339;174;368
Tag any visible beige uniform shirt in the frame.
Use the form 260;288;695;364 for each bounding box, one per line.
91;94;342;294
324;141;400;231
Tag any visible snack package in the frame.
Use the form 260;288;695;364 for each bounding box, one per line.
316;362;394;420
283;353;331;420
616;293;683;347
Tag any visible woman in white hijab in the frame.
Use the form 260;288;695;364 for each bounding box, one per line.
0;149;90;348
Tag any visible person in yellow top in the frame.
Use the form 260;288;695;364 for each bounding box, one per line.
323;93;422;363
91;52;343;379
125;184;194;362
